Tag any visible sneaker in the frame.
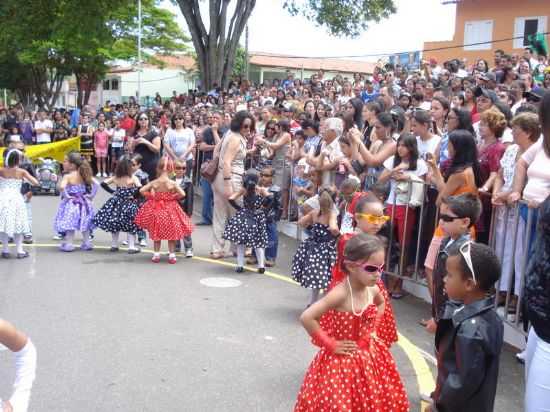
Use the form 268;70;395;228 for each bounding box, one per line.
16;251;29;259
516;350;526;364
59;244;75;252
121;240;129;246
420;393;434;404
96;172;101;177
258;267;265;274
128;248;141;255
23;235;33;244
53;233;64;241
110;246;119;252
139;239;147;247
102;172;108;178
185;249;194;258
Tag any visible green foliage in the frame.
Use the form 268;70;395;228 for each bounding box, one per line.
283;0;396;37
232;46;247;78
0;0;191;107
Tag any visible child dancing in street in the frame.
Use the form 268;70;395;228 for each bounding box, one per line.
292;187;339;306
92;157;142;253
294;234;409;412
54;151;98;252
223;169;271;273
134;157;194;264
0;149;39;258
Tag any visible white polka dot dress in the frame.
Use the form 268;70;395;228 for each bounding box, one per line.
223;194;268;248
0;178;30;236
292;223;337;289
294;306;410;411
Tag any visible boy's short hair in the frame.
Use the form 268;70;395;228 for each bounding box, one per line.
340;177;360;192
441;193;481;227
449;242;501;292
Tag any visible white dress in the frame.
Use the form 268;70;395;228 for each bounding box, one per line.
0;178;30;236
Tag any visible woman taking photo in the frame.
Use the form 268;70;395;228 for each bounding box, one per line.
255;120;292;219
210;111;254;259
256;119;277;170
351;111;398;191
130;113;162;179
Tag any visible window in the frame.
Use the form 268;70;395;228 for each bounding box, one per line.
514;16;548;49
103;80;110;90
111;79;119;90
464;20;493;51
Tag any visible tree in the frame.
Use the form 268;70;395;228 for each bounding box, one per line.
176;0;396;90
0;0;190;109
232;46;247;79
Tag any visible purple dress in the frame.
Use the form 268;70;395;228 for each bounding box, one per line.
54;183;97;233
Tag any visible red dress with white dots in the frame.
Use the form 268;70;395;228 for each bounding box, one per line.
134;192;194;241
329;233;399;347
294;305;409;412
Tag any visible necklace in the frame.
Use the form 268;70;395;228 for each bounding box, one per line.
347;276;371;317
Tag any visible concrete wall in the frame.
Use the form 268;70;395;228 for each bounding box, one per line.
424;0;549;64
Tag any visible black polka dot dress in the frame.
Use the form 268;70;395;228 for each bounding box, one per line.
292;223;337;289
223;194;268;248
92;187;140;234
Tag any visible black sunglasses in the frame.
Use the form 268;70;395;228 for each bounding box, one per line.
439;213;463;222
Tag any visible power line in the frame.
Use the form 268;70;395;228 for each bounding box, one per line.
275;31;550;60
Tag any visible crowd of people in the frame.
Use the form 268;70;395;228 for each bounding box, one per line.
1;44;550;411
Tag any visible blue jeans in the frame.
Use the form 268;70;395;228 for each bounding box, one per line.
200;177;213;224
266;221;278;261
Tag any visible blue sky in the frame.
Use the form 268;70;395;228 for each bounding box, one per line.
162;0;456;61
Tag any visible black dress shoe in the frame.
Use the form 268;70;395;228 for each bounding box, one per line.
235;266;244;273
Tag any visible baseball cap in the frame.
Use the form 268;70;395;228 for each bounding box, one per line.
524;87;547;102
474;86;498;103
480;72;497;82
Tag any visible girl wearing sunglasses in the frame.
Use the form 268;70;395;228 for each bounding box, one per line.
295;233;409;412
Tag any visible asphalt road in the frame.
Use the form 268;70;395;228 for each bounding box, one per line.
0;190;525;411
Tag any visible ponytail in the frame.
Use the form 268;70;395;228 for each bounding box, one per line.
318;187;335;216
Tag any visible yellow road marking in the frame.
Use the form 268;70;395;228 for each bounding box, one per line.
24;243;435;410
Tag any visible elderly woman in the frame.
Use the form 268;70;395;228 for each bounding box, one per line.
306;117;345;187
491;112;540;311
210;111;255;259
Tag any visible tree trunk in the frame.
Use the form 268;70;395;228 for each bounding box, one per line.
177;0;256;90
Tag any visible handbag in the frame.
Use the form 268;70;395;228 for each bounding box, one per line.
395;175;425;207
200;142;221;183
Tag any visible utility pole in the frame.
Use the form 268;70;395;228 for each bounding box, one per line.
245;25;249;81
137;0;142;106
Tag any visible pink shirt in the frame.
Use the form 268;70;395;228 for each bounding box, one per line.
522;139;550;203
94;131;109;150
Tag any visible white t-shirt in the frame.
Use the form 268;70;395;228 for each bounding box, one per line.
383;156;428;205
111;128;126;148
416;135;441;158
35;119;53;143
521;138;550;203
164;127;195;160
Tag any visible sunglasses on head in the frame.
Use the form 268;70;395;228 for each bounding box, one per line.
459;241;477;284
439;213;463;222
355;213;390;224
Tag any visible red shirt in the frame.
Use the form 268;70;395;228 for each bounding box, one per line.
120;117;136;136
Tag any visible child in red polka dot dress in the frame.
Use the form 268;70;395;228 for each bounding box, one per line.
134;157;194;264
294;234;409;412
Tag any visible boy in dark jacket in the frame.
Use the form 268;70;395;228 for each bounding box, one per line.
426;193;482;333
174;160;194;257
427;242;503;412
259;167;281;267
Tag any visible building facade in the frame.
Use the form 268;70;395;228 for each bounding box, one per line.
423;0;548;64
